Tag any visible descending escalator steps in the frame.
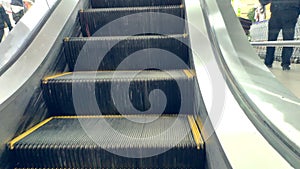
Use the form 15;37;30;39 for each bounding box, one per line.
42;70;196;116
91;0;182;8
9;115;204;169
79;5;185;37
63;34;191;71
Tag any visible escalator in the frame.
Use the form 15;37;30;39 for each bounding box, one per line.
7;0;206;168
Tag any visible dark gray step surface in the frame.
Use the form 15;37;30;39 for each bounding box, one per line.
63;34;191;71
79;5;186;36
91;0;182;8
9;115;204;169
42;70;197;116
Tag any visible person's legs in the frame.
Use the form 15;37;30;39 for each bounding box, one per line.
0;29;4;42
281;10;298;69
265;14;281;67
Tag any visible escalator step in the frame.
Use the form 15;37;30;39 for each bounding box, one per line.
9;115;204;169
63;34;191;71
42;70;196;116
79;5;185;37
91;0;182;8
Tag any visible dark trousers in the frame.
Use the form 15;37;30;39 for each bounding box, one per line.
265;9;299;67
0;29;4;42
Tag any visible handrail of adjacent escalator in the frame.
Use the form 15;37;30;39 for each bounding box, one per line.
0;0;60;76
250;40;300;47
201;0;300;167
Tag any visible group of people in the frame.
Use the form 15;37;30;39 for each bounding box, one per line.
0;0;33;42
259;0;300;70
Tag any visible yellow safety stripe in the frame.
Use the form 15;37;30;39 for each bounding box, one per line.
188;115;204;150
183;69;194;78
183;33;188;38
195;115;204;131
9;117;54;150
53;114;180;119
63;37;70;42
43;72;72;81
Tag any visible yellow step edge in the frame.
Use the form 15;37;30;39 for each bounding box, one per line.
9;115;195;150
53;114;181;119
188;115;204;150
43;70;193;83
195;115;204;131
183;33;188;38
189;69;196;76
43;72;72;81
63;37;70;42
8;117;54;150
183;69;194;78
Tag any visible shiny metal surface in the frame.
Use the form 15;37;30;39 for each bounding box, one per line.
0;0;59;74
186;0;295;168
251;40;300;47
0;0;85;166
200;0;300;167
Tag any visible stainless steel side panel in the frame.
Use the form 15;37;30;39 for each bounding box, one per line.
0;0;86;166
186;0;297;167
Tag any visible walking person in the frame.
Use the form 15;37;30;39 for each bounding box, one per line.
260;0;300;70
0;3;13;42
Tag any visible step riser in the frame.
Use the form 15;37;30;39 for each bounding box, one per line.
79;7;185;36
14;147;204;168
43;75;196;116
64;36;191;71
91;0;182;8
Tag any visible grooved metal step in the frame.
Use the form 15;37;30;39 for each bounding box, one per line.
9;115;205;169
79;5;186;36
63;34;191;71
42;70;197;116
91;0;182;8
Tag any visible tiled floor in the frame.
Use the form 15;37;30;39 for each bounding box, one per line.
269;62;300;98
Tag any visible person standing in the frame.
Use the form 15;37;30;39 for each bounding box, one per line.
260;0;300;70
0;3;13;42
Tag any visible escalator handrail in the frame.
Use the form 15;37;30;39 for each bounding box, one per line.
250;40;300;47
201;0;300;167
0;0;60;76
186;0;293;168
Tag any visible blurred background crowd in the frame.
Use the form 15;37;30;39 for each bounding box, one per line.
0;0;34;41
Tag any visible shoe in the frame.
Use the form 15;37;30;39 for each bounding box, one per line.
282;66;290;71
265;64;272;68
